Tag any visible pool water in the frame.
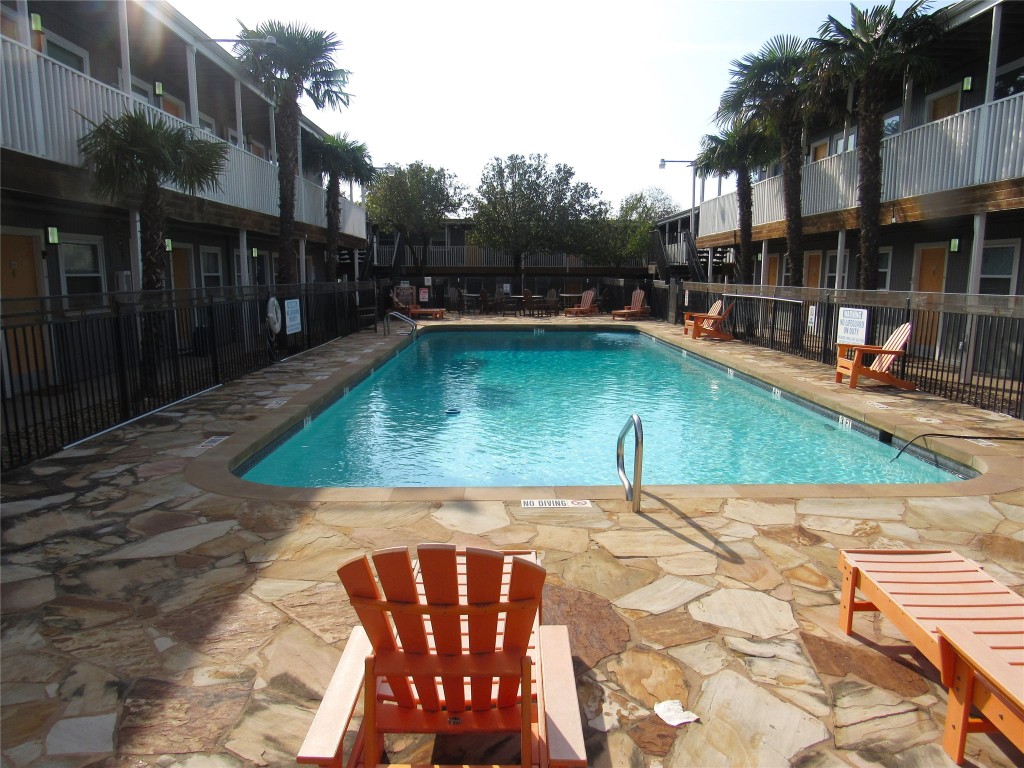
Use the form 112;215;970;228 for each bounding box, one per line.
242;330;959;488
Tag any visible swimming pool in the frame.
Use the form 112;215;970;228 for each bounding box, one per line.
241;330;961;488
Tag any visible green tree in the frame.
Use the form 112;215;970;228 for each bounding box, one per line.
79;110;226;290
471;154;605;285
718;35;815;286
586;188;677;267
364;162;465;275
235;21;350;284
813;1;943;289
308;132;375;281
695;120;776;284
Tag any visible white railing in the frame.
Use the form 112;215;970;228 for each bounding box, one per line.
664;242;686;265
699;91;1024;237
1;37;365;239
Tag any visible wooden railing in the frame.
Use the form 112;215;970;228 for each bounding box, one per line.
698;91;1024;236
0;37;365;240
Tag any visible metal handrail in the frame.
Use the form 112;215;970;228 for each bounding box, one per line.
616;414;644;513
383;311;417;336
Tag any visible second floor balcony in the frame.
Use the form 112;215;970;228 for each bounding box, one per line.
0;37;366;242
698;91;1024;240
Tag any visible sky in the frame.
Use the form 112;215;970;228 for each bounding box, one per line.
169;0;953;213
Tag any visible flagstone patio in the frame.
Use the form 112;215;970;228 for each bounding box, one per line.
2;314;1022;768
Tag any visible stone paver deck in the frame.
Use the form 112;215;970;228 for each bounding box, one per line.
2;314;1022;768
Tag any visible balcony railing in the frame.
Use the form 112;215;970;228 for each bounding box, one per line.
699;91;1024;237
372;245;648;270
1;37;365;241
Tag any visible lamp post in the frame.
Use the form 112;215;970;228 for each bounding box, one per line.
658;158;703;280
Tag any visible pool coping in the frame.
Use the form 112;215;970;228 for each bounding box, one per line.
183;320;1024;503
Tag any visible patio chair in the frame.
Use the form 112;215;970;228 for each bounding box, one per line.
523;289;550;317
838;549;1024;765
297;544;586;768
563;289;597;317
611;288;651;320
684;300;734;341
835;322;915;389
544;288;560;313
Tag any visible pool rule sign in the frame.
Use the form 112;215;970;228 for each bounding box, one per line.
284;299;302;335
837;307;868;345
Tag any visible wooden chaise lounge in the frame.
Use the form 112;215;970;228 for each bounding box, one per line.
838;549;1024;764
835;322;914;389
683;299;734;341
297;545;587;768
611;288;650;320
563;289;597;317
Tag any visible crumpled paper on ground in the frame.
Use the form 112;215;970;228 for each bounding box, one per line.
654;699;700;726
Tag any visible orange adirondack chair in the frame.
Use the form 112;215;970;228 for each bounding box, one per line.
297;545;586;768
838;549;1024;765
684;300;734;340
563;288;597;316
611;288;650;319
835;322;915;389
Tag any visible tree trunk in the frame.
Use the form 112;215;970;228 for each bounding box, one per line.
780;103;804;288
275;94;300;284
325;172;340;282
139;181;166;398
857;72;885;290
736;166;754;284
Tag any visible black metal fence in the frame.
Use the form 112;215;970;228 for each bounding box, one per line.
672;283;1024;419
1;281;380;470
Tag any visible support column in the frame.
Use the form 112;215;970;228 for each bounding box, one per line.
835;230;848;289
186;44;198;126
238;229;251;285
234;81;243;142
117;0;131;93
129;208;142;292
760;240;770;286
298;237;307;284
967;212;987;295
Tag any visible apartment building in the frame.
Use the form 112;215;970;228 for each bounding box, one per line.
1;0;367;306
688;0;1022;296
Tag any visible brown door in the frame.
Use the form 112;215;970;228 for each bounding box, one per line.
812;142;828;162
805;253;821;288
929;91;959;122
767;255;779;286
915;246;947;351
0;234;48;390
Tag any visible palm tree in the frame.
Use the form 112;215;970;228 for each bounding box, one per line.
308;133;375;281
695;120;776;284
234;21;351;284
718;35;815;286
79;110;226;290
813;1;943;290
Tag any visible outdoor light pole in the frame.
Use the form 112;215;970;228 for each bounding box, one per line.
659;158;701;279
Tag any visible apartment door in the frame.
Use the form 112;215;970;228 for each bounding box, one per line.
170;246;195;351
767;255;779;286
928;90;959;122
0;233;48;393
805;252;821;288
914;245;947;354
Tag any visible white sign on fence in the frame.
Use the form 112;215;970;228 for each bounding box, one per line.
807;304;817;332
837;307;868;345
285;299;302;334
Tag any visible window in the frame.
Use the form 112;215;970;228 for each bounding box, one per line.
979;241;1019;295
200;247;222;288
198;113;217;135
60;237;105;299
832;130;856;154
995;59;1024;101
882;111;901;136
44;30;89;74
877;247;892;290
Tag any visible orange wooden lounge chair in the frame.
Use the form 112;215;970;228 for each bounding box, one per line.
563;288;597;317
611;288;650;320
838;549;1024;765
835;321;914;389
408;304;445;320
684;300;734;341
297;544;586;768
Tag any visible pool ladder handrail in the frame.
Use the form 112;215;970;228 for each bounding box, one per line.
616;414;644;513
384;311;417;336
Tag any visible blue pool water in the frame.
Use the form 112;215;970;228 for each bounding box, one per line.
242;330;960;488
